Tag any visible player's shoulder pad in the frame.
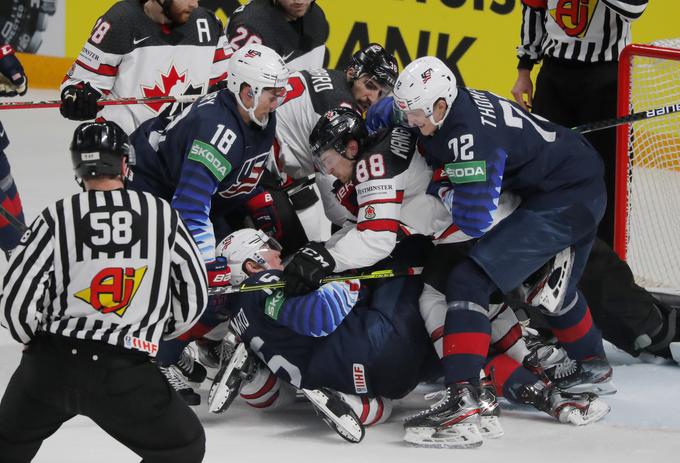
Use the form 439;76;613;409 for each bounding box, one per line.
195;7;225;34
88;1;136;53
359;126;416;178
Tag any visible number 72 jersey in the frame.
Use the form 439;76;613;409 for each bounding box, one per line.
419;88;605;237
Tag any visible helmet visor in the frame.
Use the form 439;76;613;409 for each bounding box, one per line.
393;106;430;129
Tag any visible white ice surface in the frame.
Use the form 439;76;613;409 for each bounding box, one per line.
1;91;680;462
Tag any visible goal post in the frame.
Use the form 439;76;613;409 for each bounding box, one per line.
615;39;680;292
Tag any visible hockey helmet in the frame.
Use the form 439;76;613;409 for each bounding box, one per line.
70;121;134;179
226;44;290;128
348;43;399;91
309;107;367;175
217;228;283;286
392;56;457;129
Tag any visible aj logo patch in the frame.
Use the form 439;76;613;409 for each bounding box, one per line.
75;266;147;317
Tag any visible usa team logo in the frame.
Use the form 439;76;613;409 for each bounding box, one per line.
421;68;432;84
244;49;262;58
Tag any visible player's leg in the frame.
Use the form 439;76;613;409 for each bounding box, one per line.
0;340;75;462
89;355;205;463
0;149;25;257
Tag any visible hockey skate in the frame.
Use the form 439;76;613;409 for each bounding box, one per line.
302;388;365;443
403;382;484;449
516;379;610;425
208;342;258;413
478;378;504;439
159;350;208;406
525;345;616;395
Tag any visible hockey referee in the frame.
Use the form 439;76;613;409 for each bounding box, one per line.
0;121;208;463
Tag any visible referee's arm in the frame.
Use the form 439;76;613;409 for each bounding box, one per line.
0;213;54;344
517;0;548;70
601;0;648;21
165;214;209;340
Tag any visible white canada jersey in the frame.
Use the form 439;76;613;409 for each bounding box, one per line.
61;0;231;134
275;68;357;180
0;190;208;356
326;127;520;272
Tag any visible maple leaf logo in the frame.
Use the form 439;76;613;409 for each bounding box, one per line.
141;65;188;112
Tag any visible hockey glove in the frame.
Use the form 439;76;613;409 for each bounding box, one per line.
60;82;102;121
283;242;335;297
246;190;283;241
0;44;27;97
365;96;395;134
426;168;455;213
207;256;231;288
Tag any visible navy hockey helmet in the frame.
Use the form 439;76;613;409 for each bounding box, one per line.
348;44;399;91
309;107;367;173
70;121;134;179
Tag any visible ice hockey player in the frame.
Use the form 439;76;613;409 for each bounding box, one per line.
0;41;28;260
253;43;397;248
291;108;610;445
127;43;289;404
389;56;613;447
207;227;432;442
0;121;208;463
226;0;329;71
60;0;232;134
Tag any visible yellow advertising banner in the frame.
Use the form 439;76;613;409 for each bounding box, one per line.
62;0;679;96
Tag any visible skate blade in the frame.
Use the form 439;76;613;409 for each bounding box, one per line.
404;424;483;449
208;343;248;414
565;399;611;426
670;342;680;365
563;380;617;396
302;389;365;443
480;415;504;439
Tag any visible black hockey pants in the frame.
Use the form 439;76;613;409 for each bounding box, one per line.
0;334;205;463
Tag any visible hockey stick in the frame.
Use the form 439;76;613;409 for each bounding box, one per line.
0;203;27;233
0;94;201;111
573;102;680;134
208;266;423;295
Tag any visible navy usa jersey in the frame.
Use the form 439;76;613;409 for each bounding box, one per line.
419;88;605;237
129;90;276;260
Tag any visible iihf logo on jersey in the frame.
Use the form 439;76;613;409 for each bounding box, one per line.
244;49;262;58
74;266;147;317
421;68;433;84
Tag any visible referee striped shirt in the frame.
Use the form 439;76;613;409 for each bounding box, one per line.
518;0;648;68
0;189;208;356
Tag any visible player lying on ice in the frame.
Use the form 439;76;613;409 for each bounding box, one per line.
200;105;612;447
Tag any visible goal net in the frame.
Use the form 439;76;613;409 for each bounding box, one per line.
615;39;680;293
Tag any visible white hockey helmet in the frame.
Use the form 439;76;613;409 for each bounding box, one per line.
226;44;290;128
216;228;283;286
392;56;457;129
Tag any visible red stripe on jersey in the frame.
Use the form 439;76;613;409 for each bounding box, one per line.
359;396;370;423
0;195;23;228
0;44;16;58
213;47;232;63
484;354;522;398
522;0;547;8
432;168;447;182
430;325;444;343
443;332;491;357
209;71;229;87
552;309;594;344
359;190;404;206
177;322;212;341
246;391;280;408
493;323;522;353
241;373;277;400
75;59;118;77
436;223;461;240
357;219;399;233
367;398;384;426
